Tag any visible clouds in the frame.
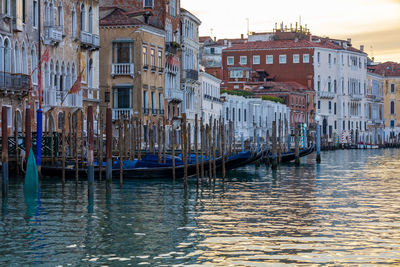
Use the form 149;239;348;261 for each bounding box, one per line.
181;0;400;62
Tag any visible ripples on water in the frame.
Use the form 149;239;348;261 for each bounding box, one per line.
1;150;400;266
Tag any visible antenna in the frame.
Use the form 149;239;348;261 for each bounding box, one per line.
246;18;250;36
210;28;214;38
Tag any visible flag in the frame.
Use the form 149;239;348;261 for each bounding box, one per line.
69;69;85;95
41;49;50;64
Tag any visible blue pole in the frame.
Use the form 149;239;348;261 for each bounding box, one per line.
241;133;244;152
287;130;291;151
316;123;321;163
36;109;42;173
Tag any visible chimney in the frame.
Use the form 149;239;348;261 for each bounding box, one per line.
360;45;364;52
241;34;244;40
347;38;352;44
214;37;216;42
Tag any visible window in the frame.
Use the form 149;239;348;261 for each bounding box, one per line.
329;101;332;111
158;50;163;68
230;70;243;78
328;77;331;92
240;56;247;65
159;93;163;110
3;0;10;15
334;103;337;114
334;121;337;130
334;80;337;93
33;1;38;27
328;54;331;65
303;54;309;63
22;0;26;23
169;0;175;16
227;56;234;65
318;101;321;110
253;55;260;65
210;47;215;54
244;109;247;122
151;92;155;110
144;0;154;8
113;41;134;63
143;91;148;109
88;7;93;33
391;84;395;93
150;48;156;66
391;101;395;115
142;47;148;66
391;120;395;128
317;52;320;65
58;3;64;28
317;75;321;91
113;88;131;109
80;4;86;31
266;55;273;64
72;7;77;38
293;54;300;64
279;55;286;64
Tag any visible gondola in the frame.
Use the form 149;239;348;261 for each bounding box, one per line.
269;145;315;163
222;150;264;171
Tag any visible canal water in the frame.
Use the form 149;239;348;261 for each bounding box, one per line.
1;149;400;266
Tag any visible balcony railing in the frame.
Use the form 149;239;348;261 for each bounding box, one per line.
165;42;180;54
44;26;63;45
112;63;134;77
159;109;165;115
80;31;100;50
182;69;199;81
318;91;335;99
143;108;150;115
166;89;184;103
151;108;157;115
0;72;30;93
113;108;133;120
350;94;362;101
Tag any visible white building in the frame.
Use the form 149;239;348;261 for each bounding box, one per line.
200;72;223;123
180;8;201;127
222;94;290;142
366;72;385;144
314;38;368;144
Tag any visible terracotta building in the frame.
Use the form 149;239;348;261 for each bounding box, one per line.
99;7;166;125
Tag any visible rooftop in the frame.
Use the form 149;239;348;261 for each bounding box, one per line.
369;62;400;77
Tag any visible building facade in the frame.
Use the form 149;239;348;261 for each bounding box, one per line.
180;8;201;127
222;93;290;142
99;7;166;126
200;71;222;123
41;0;100;132
366;71;384;144
0;0;39;135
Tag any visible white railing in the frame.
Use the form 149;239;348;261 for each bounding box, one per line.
350;94;362;101
318;91;335;99
113;108;133;120
81;31;100;48
44;26;63;44
167;89;184;102
112;63;134;77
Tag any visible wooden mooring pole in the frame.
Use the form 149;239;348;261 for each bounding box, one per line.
271;121;278;170
2;107;9;198
106;108;113;188
87;106;95;193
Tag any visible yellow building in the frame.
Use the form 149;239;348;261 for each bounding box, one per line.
369;62;400;141
99;7;166;125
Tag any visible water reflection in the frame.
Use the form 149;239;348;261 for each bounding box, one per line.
0;150;399;265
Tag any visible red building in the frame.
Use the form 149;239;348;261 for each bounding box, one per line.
221;38;315;90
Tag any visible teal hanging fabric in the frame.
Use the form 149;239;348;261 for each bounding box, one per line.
24;147;39;193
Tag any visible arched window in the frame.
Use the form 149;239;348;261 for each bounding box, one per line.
49;2;54;26
61;62;65;93
88;7;93;33
71;6;77;38
14;43;20;73
4;38;11;73
21;45;27;74
88;58;93;88
391;101;395;115
31;48;37;84
58;2;64;27
334;80;337;93
80;3;86;32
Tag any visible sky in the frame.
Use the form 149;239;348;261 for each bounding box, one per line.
181;0;400;63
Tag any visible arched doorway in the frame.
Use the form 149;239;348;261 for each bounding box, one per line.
15;110;22;133
48;114;55;133
322;118;328;136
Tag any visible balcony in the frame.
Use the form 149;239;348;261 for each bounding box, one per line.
80;31;100;50
113;108;133;120
159;109;165;115
143;108;150;115
112;63;134;77
151;108;158;115
158;67;164;74
318;91;335;99
165;42;180;54
350;94;362;101
166;89;184;103
151;65;157;72
182;69;199;81
0;72;29;95
44;26;63;45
